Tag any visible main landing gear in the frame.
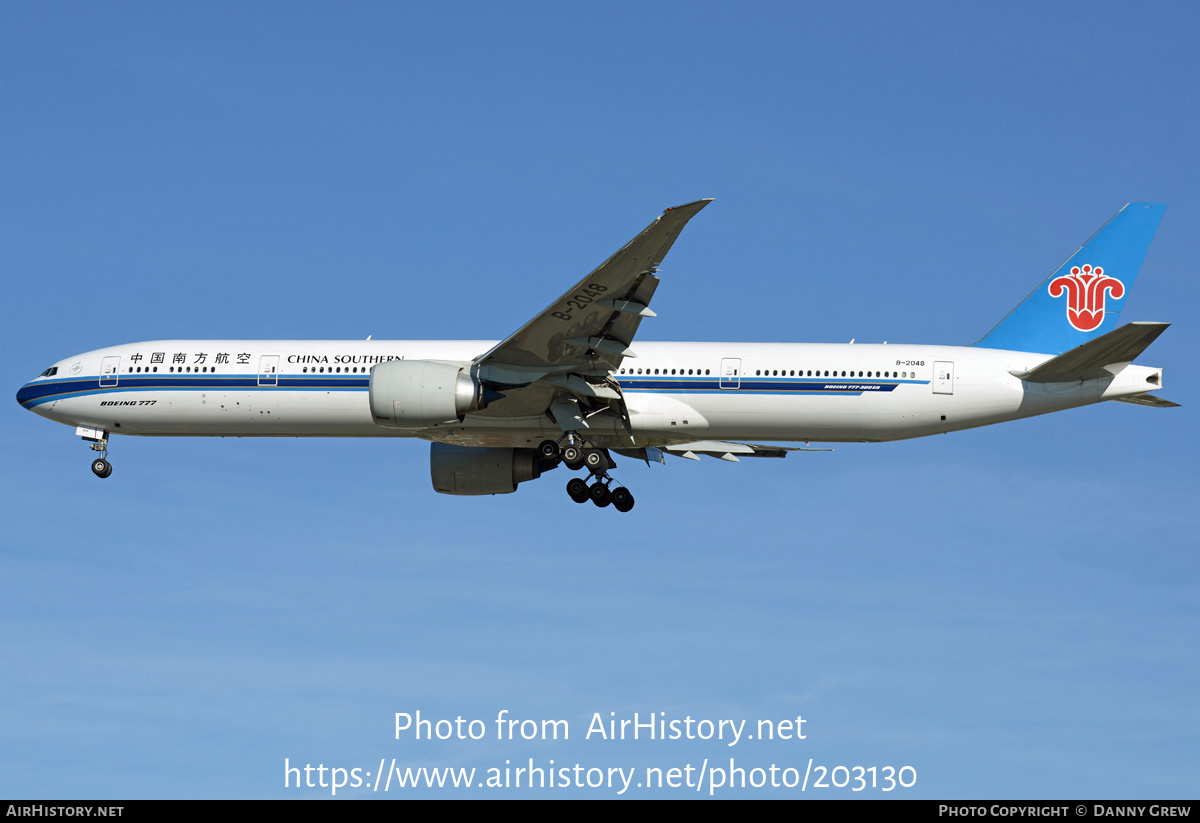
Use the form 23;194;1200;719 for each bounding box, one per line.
542;438;635;513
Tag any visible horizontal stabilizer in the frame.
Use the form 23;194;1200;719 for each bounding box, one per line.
663;441;833;461
1112;392;1180;408
1021;322;1169;383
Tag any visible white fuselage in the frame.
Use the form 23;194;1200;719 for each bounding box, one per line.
17;339;1163;448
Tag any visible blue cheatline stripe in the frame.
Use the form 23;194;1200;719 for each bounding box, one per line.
16;374;371;408
16;373;927;409
617;378;921;395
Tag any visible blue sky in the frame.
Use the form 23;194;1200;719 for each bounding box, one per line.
2;2;1196;798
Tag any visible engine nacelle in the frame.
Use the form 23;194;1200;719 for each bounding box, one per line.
370;360;485;428
430;443;544;495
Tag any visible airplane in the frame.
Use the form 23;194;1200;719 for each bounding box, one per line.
16;200;1177;512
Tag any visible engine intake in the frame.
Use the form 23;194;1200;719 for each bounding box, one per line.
430;443;545;495
370;360;490;428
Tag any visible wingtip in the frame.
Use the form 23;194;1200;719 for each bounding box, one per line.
663;198;714;215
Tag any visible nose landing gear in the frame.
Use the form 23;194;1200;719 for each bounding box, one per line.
81;428;112;479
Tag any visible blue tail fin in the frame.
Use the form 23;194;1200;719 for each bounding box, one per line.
974;203;1165;354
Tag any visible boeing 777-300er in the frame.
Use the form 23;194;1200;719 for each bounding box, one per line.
17;200;1177;512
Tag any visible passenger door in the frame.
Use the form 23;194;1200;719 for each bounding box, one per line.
99;356;120;387
257;355;280;387
933;361;954;395
719;358;741;389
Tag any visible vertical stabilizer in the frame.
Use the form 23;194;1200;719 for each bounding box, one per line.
974;203;1165;354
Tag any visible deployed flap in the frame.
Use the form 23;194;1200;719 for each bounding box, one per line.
663;441;833;460
1022;321;1169;383
1112;392;1180;408
475;199;712;374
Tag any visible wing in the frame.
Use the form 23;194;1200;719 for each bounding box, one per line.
471;199;712;431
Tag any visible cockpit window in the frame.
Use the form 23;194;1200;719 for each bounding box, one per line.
40;367;58;377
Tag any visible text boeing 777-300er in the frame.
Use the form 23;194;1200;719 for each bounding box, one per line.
17;200;1177;512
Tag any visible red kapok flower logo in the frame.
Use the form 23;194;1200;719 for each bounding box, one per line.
1047;264;1125;332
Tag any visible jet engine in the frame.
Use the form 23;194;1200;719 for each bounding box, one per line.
429;443;547;495
369;360;497;428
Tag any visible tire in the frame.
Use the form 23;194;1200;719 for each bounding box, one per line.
538;440;560;461
566;477;589;503
590;483;612;508
561;444;582;464
91;458;111;478
584;448;607;474
611;487;634;512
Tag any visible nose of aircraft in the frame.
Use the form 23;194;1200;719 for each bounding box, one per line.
16;380;35;410
16;379;66;421
16;376;63;417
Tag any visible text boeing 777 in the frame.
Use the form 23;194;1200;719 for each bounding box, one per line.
16;200;1176;512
